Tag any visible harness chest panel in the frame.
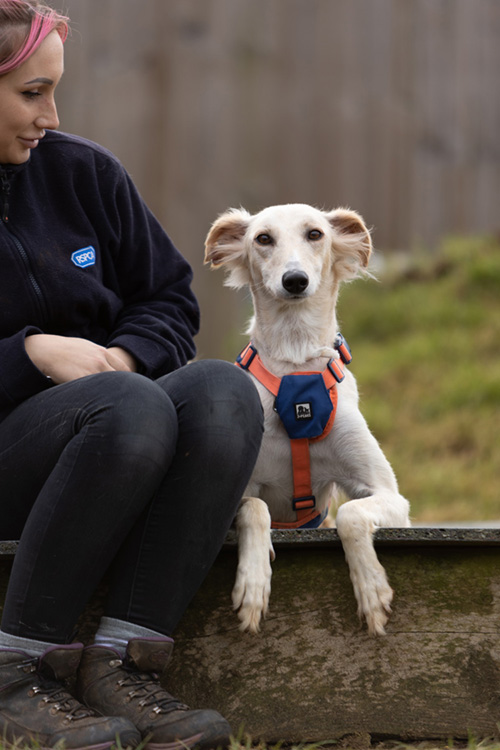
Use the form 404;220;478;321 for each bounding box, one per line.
235;335;352;529
275;372;335;440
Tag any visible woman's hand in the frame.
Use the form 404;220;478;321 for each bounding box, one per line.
25;334;137;384
106;346;137;373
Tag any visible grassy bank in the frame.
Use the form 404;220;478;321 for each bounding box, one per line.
336;235;500;522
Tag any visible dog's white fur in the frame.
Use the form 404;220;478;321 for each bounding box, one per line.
205;203;410;636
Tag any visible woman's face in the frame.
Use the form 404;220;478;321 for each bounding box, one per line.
0;30;64;164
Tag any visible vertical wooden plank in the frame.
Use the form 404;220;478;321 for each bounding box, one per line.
157;0;252;358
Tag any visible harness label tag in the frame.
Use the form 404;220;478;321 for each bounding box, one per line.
295;402;313;420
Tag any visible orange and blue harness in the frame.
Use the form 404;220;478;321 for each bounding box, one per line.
235;333;352;529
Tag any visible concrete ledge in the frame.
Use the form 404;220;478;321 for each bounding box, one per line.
2;527;500;556
0;540;18;556
2;529;500;742
167;528;500;742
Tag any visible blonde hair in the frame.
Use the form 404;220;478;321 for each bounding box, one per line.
0;0;68;76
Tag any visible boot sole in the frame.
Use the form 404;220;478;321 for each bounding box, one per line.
145;726;233;750
145;734;203;750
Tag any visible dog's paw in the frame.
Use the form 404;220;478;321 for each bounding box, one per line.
351;562;393;636
232;559;272;633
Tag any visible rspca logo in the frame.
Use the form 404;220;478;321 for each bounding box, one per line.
71;246;96;268
295;402;313;421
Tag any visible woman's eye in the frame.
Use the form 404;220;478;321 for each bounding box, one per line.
256;233;273;246
308;229;323;241
22;91;41;100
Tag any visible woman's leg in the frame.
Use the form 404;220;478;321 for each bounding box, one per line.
76;361;262;749
103;359;263;634
0;371;177;642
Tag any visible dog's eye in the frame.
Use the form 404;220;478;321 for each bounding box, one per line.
255;233;273;246
308;229;323;241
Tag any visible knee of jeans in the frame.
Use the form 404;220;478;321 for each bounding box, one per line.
80;372;177;458
175;359;264;437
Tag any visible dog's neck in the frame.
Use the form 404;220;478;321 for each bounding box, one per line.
247;286;340;373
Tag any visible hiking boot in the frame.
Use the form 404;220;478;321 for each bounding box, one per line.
0;643;141;749
76;638;231;749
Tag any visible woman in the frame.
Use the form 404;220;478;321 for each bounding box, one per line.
0;2;263;748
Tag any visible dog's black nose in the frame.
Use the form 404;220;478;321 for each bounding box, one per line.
282;270;309;295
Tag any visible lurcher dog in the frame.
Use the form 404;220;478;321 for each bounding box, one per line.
205;203;410;636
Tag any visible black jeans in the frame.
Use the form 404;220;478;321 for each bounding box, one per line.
0;360;262;643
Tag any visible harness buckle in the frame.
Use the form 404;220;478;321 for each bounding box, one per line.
327;358;345;383
293;495;316;511
334;333;352;365
235;343;258;370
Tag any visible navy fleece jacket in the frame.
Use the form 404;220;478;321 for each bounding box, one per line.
0;130;200;421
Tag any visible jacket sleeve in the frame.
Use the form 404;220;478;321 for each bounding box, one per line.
102;165;200;378
0;326;52;416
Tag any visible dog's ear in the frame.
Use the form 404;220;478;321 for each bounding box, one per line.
326;208;373;280
204;208;251;288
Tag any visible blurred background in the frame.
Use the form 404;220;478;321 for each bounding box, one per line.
49;0;500;521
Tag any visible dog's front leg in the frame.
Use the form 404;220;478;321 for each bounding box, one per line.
232;496;276;632
336;491;410;635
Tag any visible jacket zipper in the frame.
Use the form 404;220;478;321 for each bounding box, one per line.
1;168;49;323
1;169;10;222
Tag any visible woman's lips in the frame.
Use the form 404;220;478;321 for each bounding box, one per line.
18;137;41;149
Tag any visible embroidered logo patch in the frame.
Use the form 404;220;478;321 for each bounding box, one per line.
71;246;96;268
295;402;313;420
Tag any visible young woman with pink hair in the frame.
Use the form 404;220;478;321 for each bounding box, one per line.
0;2;263;748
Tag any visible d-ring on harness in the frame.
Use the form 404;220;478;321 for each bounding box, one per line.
235;333;352;529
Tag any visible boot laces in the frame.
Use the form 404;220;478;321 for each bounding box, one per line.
117;664;188;715
31;680;97;721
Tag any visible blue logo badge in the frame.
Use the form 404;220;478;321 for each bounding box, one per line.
71;246;96;268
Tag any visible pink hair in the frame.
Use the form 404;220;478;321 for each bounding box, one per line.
0;0;68;76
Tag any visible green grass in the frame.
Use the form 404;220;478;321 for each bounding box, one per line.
2;739;500;750
336;235;500;523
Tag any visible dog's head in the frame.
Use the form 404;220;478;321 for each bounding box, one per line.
204;203;372;302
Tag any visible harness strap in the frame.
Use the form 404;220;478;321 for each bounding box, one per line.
236;342;346;395
271;504;329;529
236;335;351;528
236;343;281;395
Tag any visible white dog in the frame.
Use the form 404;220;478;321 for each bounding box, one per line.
205;203;410;636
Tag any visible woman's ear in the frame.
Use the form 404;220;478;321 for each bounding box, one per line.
204;208;252;288
326;207;373;279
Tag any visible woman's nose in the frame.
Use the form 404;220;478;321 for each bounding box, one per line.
35;98;60;130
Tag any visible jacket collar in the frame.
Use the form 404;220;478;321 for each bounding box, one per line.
0;157;31;178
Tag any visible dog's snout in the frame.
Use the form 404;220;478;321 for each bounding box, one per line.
282;270;309;295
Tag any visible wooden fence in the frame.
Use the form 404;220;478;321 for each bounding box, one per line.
52;0;500;358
